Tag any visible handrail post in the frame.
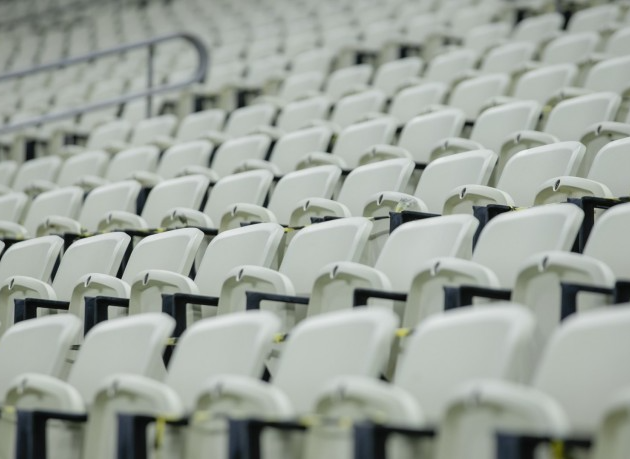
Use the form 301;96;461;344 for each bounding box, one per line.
147;43;154;118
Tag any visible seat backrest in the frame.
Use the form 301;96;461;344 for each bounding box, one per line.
605;26;630;57
69;313;175;403
463;22;511;54
87;120;132;150
23;186;84;236
269;125;333;174
471;101;541;154
533;305;630;433
0;192;28;222
587;137;630;196
156;141;213;179
194;223;284;297
204;170;273;226
275;96;331;133
449;74;510;121
332;117;397;168
176;109;226;141
52;232;131;301
324;64;373;101
395;305;535;422
105;146;160;181
268;166;341;224
12;156;62;192
337;158;414;216
513;64;578;105
566;4;619;34
423;49;477;86
511;12;563;43
583;203;630;278
388;83;448;125
121;228;204;283
56;151;109;187
541;32;600;64
141;175;210;227
279;217;373;294
0;315;81;400
211;134;272;178
583;56;630;94
0;235;63;283
372;57;423;98
399;108;466;164
497;141;585;207
129;114;177;146
278;71;325;102
330;89;387;129
79;180;142;232
415;149;497;213
376;214;479;290
481;41;536;74
473;203;584;287
274;307;398;414
166;311;281;410
224;103;277;137
544;92;621;140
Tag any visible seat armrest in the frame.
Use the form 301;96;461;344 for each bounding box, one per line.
429;137;484;162
353;421;436;459
296;152;347;170
353;288;408;307
0;222;29;239
363;192;428;219
219;203;278;230
289;198;351;227
162;292;220;337
443;284;511;310
567;196;630;251
131;171;162;188
97;211;148;232
18;298;70;322
559;282;614;320
245;291;309;312
236;159;282;176
177;166;220;183
200;130;231;146
24;180;57;197
117;413;190;459
85;295;130;334
250;124;285;141
129;269;198;316
160;208;214;229
228;418;308;459
37;216;82;235
359;144;412;165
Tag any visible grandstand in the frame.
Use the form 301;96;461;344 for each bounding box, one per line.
0;0;629;457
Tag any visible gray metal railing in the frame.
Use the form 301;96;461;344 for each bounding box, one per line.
0;32;208;135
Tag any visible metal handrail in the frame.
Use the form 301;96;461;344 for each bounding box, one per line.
0;32;208;135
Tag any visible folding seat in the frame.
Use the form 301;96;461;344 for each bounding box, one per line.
38;180;142;235
269;96;332;135
290;48;334;75
0;186;84;239
371;57;423;99
181;308;397;459
321;64;373;102
301;117;397;170
478;41;536;75
236;55;290;103
192;60;246;111
255;71;325;107
131;140;213;186
359;108;466;173
239;125;333;176
447;73;511;122
430;101;541;180
433;305;630;459
0;192;28;222
152;109;226;150
208;134;272;179
578;137;630;196
97;175;210;231
603;26;630;58
446;141;585;209
83;311;281;459
462;22;512;56
77;145;159;190
500;92;620;168
510;12;564;45
540;32;600;65
510;63;578;105
327;88;387;130
203;103;277;145
386;82;448;126
59;119;132;157
0;232;130;336
421;49;477;87
581;55;630;96
2;313;175;459
566;4;620;34
5;155;62;193
592;387;630;459
0;161;17;189
221;166;341;229
312;306;534;459
114;114;178;151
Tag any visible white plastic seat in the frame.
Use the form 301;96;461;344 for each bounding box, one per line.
387;82;448;126
322;64;373;101
422;49;477;87
221;165;341;228
512;63;578;105
372;57;423;98
209;134;272;179
98;175;210;231
9;155;62;193
582;55;630;95
156;109;226;148
316;305;535;459
479;41;536;75
435;305;630;459
328;89;387;130
0;192;28;222
603;26;630;58
255;71;325;106
273;96;331;134
583;137;630;196
60;119;132;156
541;32;600;65
204;103;277;145
2;313;175;459
511;12;564;45
566;4;619;34
448;73;511;122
